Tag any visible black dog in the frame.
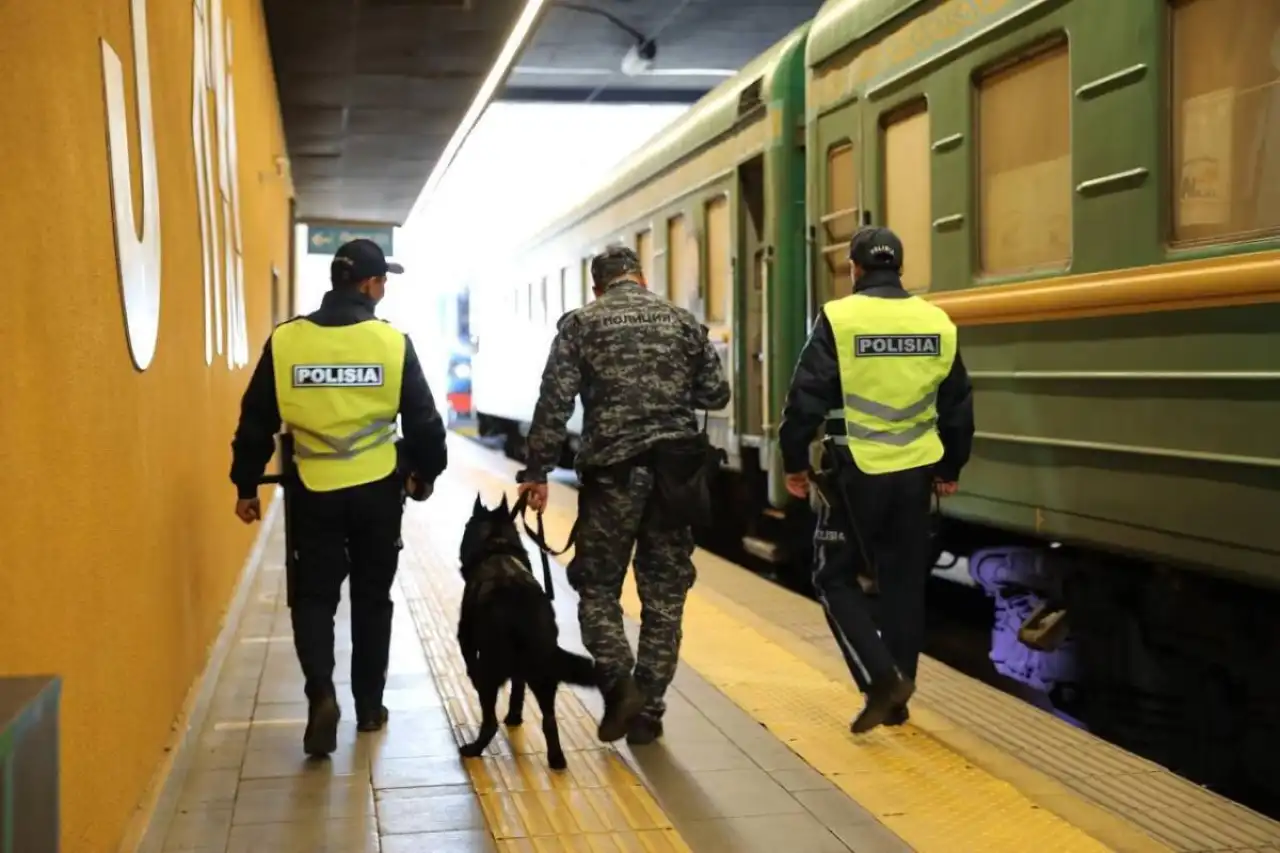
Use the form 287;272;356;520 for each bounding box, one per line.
456;493;596;770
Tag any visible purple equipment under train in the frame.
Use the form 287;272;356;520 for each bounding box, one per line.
969;547;1079;695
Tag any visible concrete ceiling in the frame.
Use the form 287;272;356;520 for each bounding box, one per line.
264;0;824;227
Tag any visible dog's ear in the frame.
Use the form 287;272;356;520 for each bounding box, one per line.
499;493;510;513
473;493;484;515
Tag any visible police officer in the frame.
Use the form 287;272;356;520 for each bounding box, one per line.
514;246;730;745
230;238;448;757
779;226;974;734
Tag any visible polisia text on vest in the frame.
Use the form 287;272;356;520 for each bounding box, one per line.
292;365;385;387
854;334;941;357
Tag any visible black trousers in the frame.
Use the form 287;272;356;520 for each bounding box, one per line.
812;457;933;693
289;472;404;706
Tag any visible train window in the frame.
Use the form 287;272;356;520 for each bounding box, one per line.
636;227;655;290
822;143;858;284
882;103;933;292
667;214;698;311
546;271;563;320
704;196;731;323
534;277;547;324
1170;0;1280;246
559;266;578;312
977;41;1072;276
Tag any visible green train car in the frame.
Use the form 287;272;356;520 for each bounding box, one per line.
471;23;813;543
471;0;1280;802
478;0;1280;588
475;0;1280;795
807;0;1280;595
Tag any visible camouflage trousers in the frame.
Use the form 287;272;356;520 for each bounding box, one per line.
567;465;696;720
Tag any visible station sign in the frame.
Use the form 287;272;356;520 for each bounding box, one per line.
306;223;395;257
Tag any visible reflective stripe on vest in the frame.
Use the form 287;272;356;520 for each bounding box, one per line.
290;418;398;459
272;318;407;492
822;293;957;475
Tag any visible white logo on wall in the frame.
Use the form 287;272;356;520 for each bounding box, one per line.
101;0;161;371
194;0;248;368
101;0;249;371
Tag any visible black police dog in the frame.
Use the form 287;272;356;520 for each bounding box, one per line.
456;493;596;770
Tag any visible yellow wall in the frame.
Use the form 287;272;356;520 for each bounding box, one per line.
0;0;291;849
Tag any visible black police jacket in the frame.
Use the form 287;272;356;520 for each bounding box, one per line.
229;289;449;498
778;270;975;482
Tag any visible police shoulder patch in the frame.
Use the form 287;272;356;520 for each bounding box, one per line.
854;334;941;357
293;364;385;387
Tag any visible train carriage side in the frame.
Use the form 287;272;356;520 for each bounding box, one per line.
473;26;812;503
805;0;1280;798
805;0;1280;590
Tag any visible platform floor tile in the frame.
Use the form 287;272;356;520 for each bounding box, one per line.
400;459;918;853
157;540;503;852
446;436;1133;853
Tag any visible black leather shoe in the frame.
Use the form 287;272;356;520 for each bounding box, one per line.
598;676;645;743
357;704;389;733
850;675;915;735
856;704;909;730
303;694;341;757
884;704;910;727
626;716;664;746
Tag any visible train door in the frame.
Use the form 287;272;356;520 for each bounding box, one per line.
738;155;766;438
703;192;735;454
636;227;658;296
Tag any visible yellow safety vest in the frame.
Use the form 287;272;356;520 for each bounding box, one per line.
272;319;406;492
822;294;957;475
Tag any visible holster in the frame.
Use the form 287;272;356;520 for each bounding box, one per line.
809;440;844;508
588;434;727;531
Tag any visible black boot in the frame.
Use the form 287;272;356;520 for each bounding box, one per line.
626;715;664;746
303;693;341;757
598;676;644;743
850;674;915;735
356;702;389;733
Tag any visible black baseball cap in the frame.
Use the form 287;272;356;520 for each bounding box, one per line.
590;245;642;286
849;226;903;272
331;238;404;284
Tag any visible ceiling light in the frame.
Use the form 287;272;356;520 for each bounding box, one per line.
620;40;656;77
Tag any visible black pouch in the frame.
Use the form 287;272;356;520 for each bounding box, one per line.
648;412;728;530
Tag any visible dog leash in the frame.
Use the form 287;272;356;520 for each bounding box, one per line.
510;492;578;602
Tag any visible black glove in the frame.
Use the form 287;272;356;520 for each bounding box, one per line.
405;473;432;502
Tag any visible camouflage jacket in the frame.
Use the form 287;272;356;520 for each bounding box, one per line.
520;281;731;480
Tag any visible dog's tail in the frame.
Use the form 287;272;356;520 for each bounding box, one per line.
556;648;597;687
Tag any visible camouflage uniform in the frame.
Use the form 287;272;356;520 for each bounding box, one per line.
519;246;731;723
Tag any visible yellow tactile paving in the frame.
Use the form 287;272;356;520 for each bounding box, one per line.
450;446;1119;853
643;589;1113;851
396;475;691;852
